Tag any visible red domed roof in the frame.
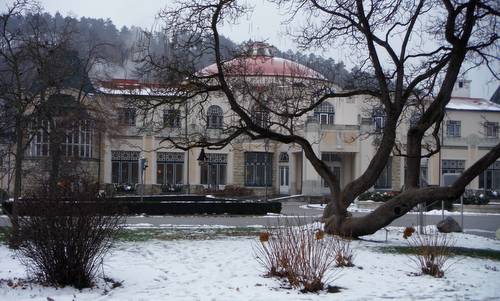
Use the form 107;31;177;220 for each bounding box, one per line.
198;55;327;81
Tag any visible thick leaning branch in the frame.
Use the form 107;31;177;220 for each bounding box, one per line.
338;142;500;237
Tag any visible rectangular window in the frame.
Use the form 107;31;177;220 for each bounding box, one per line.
375;158;392;189
441;159;465;174
321;152;341;187
318;113;335;125
245;152;272;186
200;153;227;186
27;120;93;158
252;110;269;128
163;109;181;128
111;151;140;184
64;120;93;158
446;120;461;137
157;152;184;186
119;108;136;126
374;116;385;133
479;161;500;190
485;122;499;138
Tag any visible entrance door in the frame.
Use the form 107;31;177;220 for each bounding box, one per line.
279;165;289;194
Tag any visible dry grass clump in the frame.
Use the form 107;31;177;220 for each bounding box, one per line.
333;237;355;267
254;218;348;292
407;228;455;278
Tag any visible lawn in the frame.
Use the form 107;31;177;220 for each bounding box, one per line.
0;226;499;300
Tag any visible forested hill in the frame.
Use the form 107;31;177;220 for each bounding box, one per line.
7;12;360;88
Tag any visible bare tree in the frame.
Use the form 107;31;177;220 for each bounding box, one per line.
136;0;499;237
1;1;112;241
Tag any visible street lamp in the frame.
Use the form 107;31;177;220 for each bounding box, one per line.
139;157;148;202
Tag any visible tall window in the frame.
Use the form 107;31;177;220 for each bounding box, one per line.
64;120;93;158
28;120;50;157
446;120;461;137
245;152;273;186
314;102;335;125
163;109;181;128
207;105;223;129
441;159;465;174
321;152;341;187
373;108;386;133
157;152;184;186
479;161;500;190
118;108;136;126
200;153;227;186
485;122;499;138
111;151;139;184
28;120;93;158
375;158;392;189
251;106;270;128
404;158;428;187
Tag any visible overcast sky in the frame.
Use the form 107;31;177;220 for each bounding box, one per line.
7;0;499;99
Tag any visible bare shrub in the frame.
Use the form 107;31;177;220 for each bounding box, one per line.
16;186;124;289
333;237;355;267
254;219;339;292
407;228;455;278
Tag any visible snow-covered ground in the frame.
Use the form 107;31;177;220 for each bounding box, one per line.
302;203;500;216
1;227;499;301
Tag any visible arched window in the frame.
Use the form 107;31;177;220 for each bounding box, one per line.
373;108;386;133
279;152;289;163
314;102;335;125
252;105;270;128
207;105;223;129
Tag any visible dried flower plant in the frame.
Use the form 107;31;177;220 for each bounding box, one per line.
407;228;455;278
254;218;340;292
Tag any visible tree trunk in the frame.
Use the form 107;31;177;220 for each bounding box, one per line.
10;118;24;247
325;186;455;237
48;121;63;196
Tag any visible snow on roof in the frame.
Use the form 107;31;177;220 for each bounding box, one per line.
97;86;177;97
446;97;500;112
96;79;177;97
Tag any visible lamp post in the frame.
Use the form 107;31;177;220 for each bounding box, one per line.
197;148;208;191
139;157;148;202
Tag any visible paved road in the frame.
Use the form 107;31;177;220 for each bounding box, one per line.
2;201;499;238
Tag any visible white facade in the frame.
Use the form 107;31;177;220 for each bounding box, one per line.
1;54;499;197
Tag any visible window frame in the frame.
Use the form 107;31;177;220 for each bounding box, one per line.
163;109;181;128
119;108;136;126
446;120;461;137
244;152;273;187
199;153;228;186
484;122;499;138
111;151;140;184
314;102;335;125
207;105;223;129
374;158;392;189
157;152;184;186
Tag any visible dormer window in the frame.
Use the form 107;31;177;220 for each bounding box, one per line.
314;102;335;125
458;81;463;88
